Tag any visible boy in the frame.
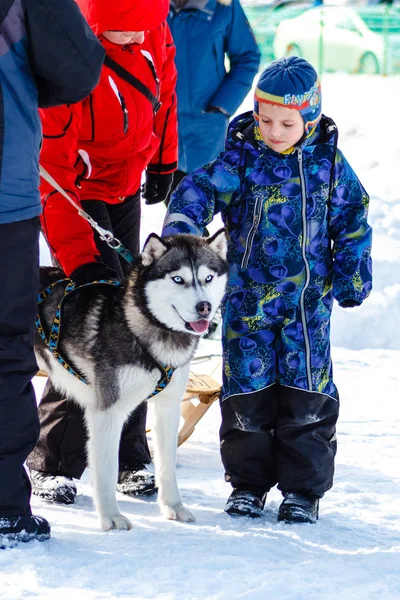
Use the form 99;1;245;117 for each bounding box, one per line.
163;57;372;523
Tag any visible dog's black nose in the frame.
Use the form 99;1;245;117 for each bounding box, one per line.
196;301;212;317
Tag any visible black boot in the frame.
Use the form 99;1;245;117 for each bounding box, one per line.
0;515;51;548
225;488;266;518
116;468;157;497
277;492;319;524
30;470;77;505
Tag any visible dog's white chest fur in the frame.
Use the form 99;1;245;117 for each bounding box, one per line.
116;364;161;411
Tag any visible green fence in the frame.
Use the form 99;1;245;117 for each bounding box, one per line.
243;1;400;76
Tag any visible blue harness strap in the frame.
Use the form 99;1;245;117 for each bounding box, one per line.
36;278;175;395
146;364;175;400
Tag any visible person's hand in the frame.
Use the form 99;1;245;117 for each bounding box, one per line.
70;262;119;286
143;172;173;205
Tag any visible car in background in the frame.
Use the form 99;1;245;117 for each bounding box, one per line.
272;5;400;74
243;0;312;64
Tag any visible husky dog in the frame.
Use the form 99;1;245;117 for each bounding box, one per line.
35;230;228;531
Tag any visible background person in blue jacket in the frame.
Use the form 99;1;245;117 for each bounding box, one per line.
0;0;104;547
163;57;372;524
165;0;261;199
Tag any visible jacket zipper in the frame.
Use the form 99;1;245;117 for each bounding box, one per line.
298;146;313;391
118;91;129;134
241;196;262;270
108;75;129;134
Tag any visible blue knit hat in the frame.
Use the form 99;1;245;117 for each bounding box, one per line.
254;57;321;133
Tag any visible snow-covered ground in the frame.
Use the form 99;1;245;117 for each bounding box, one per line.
1;74;400;600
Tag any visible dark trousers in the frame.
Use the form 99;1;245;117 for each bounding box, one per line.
0;218;40;517
165;170;187;206
220;384;339;498
28;192;151;479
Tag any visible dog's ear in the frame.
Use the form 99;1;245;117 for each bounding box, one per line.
206;228;227;261
141;233;169;266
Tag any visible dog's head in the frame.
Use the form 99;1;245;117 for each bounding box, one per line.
139;229;228;336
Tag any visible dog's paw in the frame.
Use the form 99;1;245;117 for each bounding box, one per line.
161;503;195;523
100;514;133;531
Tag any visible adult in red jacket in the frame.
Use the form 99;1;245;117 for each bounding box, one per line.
27;0;178;504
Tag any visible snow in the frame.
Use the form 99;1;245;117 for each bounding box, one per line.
1;74;400;599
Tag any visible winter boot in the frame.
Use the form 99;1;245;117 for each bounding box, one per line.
277;492;319;524
30;470;77;505
0;514;51;548
224;488;266;518
116;468;157;497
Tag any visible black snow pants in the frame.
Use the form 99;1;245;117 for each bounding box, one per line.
164;170;187;206
0;218;40;517
220;384;339;498
27;192;151;478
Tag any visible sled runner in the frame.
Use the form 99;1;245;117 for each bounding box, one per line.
35;369;221;446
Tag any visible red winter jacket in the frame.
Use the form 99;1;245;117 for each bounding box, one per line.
40;0;177;276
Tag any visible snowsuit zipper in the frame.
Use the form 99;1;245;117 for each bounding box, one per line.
298;146;313;391
241;195;262;270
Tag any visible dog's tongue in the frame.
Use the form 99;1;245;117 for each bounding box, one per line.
190;319;209;333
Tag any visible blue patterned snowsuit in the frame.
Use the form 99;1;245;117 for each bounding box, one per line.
164;112;372;496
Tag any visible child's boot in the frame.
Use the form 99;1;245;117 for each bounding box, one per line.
277;492;319;524
224;488;266;518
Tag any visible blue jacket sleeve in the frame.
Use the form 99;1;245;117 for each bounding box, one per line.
162;154;241;236
329;149;372;307
24;0;105;107
207;0;260;117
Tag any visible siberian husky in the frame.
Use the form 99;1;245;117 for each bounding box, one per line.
35;230;228;531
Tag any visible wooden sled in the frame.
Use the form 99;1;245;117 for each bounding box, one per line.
178;372;221;446
35;369;221;446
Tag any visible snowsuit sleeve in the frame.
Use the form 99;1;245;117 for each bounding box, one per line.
39;103;101;276
23;0;105;108
329;149;372;307
206;0;260;117
147;22;178;175
162;154;241;236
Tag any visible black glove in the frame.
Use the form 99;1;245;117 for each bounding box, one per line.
339;299;361;308
70;262;119;286
143;172;174;205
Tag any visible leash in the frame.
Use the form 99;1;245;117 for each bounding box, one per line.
36;278;175;395
37;168;175;394
39;166;135;266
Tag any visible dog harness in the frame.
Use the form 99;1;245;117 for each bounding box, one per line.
36;279;175;396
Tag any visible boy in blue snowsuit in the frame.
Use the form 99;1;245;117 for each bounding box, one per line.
163;57;372;523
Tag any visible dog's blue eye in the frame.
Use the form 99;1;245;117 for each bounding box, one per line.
172;276;184;284
205;275;213;283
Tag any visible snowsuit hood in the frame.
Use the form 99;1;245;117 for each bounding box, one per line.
76;0;169;35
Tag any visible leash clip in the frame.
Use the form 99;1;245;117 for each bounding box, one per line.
82;213;122;249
